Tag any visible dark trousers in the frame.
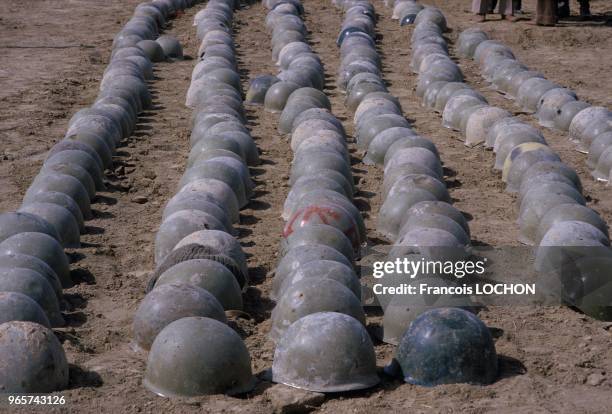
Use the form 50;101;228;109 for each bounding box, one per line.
536;0;558;25
489;0;521;12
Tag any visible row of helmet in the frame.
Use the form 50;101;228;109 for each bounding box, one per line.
403;3;611;320
335;1;472;256
242;0;325;111
0;0;195;394
259;0;379;393
136;0;260;398
458;29;612;183
335;1;498;386
391;0;444;27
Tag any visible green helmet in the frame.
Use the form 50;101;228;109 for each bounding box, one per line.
270;278;365;342
133;283;226;350
0;253;63;300
155;259;243;310
144;317;255;397
272;312;379;392
376;278;478;345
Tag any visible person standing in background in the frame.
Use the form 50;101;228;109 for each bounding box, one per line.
489;0;522;13
558;0;570;17
513;0;523;14
558;0;591;19
472;0;514;22
536;0;558;25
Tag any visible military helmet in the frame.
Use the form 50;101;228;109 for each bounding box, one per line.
0;268;64;327
270;278;365;342
156;35;183;59
0;211;60;245
133;283;227;350
19;202;81;248
377;278;477;345
0;292;51;328
273;244;353;298
144;317;255;397
0;321;68;393
0;232;71;288
272;312;379;392
0;253;63;300
277;259;361;300
387;308;497;386
154;259;243;310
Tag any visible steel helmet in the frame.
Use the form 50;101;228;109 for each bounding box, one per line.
272;312;379;392
19;202;81;248
0;253;63;300
270;278;365;342
0;268;64;327
0;232;71;288
133;283;227;350
0;212;59;245
0;321;68;392
386;308;497;386
535;204;609;245
277;259;361;300
376;278;477;345
147;243;246;292
154;259;243;310
144;317;255;397
272;245;353;299
0;292;51;328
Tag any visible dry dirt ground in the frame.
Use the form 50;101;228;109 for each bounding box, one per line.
0;0;611;412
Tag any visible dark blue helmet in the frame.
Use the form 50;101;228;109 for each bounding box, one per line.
386;307;498;386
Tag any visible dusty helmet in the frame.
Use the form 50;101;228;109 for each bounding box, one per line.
144;317;255;397
0;292;51;328
270;278;365;342
154;259;243;310
0;232;71;288
387;307;497;385
156;35;183;59
19;202;81;248
271;312;379;392
277;259;361;300
0;212;59;245
133;283;227;350
0;321;68;392
0;268;64;327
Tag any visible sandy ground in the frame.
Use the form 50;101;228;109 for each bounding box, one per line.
0;0;611;412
